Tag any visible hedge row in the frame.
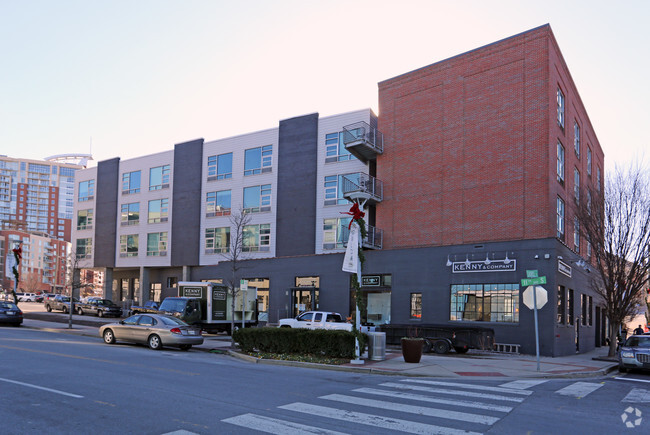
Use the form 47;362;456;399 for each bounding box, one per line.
233;327;368;359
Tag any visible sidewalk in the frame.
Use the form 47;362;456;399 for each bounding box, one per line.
20;317;618;379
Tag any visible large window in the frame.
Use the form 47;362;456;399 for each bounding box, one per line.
557;87;565;129
574;217;580;252
450;284;519;323
323;217;352;250
567;289;574;325
119;234;139;257
410;293;422;320
149;165;170;190
207;153;233;180
76;238;92;259
147;232;168;256
557;286;565;324
206;190;231;216
573;121;580;158
325;132;355;163
597;167;602;192
243;224;270;252
581;294;587;326
574;168;580;203
557;142;565;185
243;185;271;213
324;174;359;206
587;148;592;176
122;171;141;194
78;180;94;202
77;209;93;230
244;145;272;175
148;198;169;223
121;203;139;226
205;227;230;254
557;197;565;241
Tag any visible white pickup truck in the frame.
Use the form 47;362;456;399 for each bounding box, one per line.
279;311;353;331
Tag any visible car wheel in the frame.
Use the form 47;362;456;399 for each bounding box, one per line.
103;329;116;344
77;308;84;315
619;365;628;373
148;334;162;350
62;306;68;314
98;310;103;318
179;345;192;351
433;340;451;354
46;305;52;312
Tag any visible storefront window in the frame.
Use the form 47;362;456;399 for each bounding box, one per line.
450;283;519;323
410;293;422;319
350;274;391;326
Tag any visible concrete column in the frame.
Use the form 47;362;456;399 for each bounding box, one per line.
139;266;150;304
103;268;113;300
182;265;191;281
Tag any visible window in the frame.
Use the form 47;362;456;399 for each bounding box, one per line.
574;217;580;252
148;198;169;223
243;224;270;252
147;232;168;256
557;87;565;129
410;293;422;319
557;197;565;240
574;121;580;158
77;209;93;230
205;227;230;254
325;174;359;206
325;132;355;163
587;190;592;215
450;284;519;323
76;238;92;259
587;148;592;176
166;277;178;288
78;180;94;202
588;296;593;326
581;294;587;326
207;153;233;180
557;286;565;324
206;190;231;216
586;236;592;259
122;171;141;194
567;289;574;325
574;168;580;203
119;234;139;257
243;184;271;213
557;142;565;185
244;145;272;175
149;165;170;190
597;167;602;192
121;203;140;226
323;217;352;250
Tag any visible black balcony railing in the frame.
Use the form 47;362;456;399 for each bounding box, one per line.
342;121;383;162
341;173;383;204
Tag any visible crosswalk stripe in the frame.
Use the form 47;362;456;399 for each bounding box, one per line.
499;380;548;390
353;387;513;412
380;382;525;403
280;402;483;435
402;379;533;396
622;388;650;403
555;382;603;398
222;413;349;434
320;394;499;425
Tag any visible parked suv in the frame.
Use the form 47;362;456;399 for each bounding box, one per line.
18;293;37;302
44;295;79;313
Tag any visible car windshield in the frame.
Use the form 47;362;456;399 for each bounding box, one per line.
625;337;650;348
159;299;186;312
0;302;19;310
159;315;189;326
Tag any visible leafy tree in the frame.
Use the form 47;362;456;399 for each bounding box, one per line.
575;161;650;356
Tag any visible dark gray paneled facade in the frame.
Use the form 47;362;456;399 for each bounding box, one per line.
94;158;120;267
276;113;319;257
171;139;204;267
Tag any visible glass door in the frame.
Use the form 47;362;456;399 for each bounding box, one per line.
291;288;319;317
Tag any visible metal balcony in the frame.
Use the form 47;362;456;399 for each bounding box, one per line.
341;173;383;206
342;121;383;162
342;223;383;250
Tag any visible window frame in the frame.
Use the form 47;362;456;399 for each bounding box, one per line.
450;283;520;323
206;190;231;217
557;196;565;241
78;180;95;202
573;121;580;158
244;145;273;176
323;217;352;250
122;171;141;195
557;141;565;185
149;165;171;191
120;202;140;226
147;198;169;223
119;234;139;257
146;232;168;256
243;184;272;213
205;227;230;254
207;153;233;181
557;87;565;129
76;238;92;259
242;223;271;252
76;209;94;230
410;293;422;320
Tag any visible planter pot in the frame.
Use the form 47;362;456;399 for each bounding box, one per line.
401;338;424;363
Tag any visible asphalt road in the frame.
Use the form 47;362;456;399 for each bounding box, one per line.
2;326;650;434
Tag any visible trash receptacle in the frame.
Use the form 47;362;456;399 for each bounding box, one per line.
367;332;386;361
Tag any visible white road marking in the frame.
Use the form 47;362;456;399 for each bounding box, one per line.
280;402;482;435
402;379;532;395
353;387;513;412
222;413;349;434
555;382;603;398
615;376;650;384
622;388;650;403
499;379;548;390
320;394;499;425
380;382;525;403
0;376;83;398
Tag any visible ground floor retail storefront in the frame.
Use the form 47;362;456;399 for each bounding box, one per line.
101;238;605;357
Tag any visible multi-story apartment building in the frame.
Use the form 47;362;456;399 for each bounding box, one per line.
0;154;89;291
73;25;605;356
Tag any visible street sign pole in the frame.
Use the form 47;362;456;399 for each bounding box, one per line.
533;286;540;372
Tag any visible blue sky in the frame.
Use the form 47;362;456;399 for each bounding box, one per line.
1;0;647;168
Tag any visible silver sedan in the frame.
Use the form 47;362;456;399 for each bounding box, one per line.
99;313;203;351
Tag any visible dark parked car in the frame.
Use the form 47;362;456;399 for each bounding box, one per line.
0;301;23;326
77;299;122;317
619;335;650;372
99;314;203;351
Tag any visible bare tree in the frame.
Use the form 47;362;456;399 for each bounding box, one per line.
220;207;252;347
21;271;44;294
575;161;650;356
